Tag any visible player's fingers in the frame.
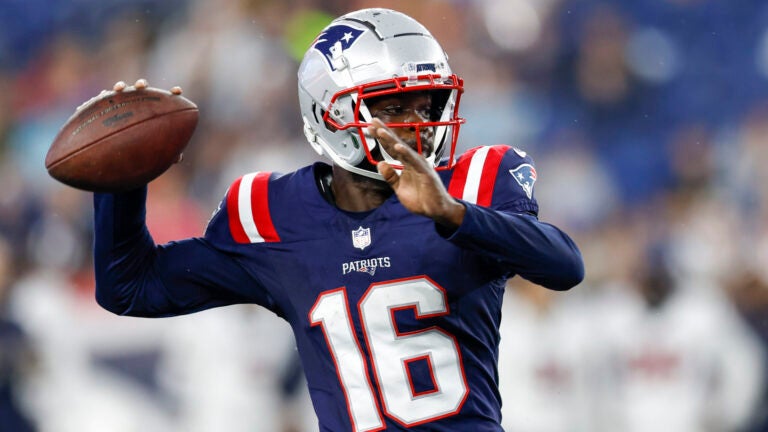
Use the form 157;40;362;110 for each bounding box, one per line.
374;129;402;157
369;119;428;170
377;161;399;185
369;119;397;147
170;86;183;95
376;134;424;170
134;78;148;89
369;119;408;160
113;81;127;92
392;141;424;167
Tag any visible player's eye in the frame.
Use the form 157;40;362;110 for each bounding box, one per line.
379;105;404;116
375;105;432;119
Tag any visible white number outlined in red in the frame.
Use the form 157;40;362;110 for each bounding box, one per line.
310;276;469;431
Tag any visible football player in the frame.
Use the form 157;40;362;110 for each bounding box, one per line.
93;8;584;431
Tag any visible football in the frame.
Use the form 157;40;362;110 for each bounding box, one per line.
45;84;199;192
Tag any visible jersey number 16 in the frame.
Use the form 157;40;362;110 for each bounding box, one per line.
310;276;469;431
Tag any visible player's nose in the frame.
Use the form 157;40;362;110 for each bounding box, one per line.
402;125;433;155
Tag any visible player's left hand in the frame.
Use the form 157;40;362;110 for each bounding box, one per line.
370;118;465;228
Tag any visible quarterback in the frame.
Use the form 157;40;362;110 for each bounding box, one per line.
93;8;584;431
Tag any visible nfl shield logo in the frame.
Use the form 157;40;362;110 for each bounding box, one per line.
352;226;371;250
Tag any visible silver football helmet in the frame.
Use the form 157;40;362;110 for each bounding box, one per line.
298;8;465;179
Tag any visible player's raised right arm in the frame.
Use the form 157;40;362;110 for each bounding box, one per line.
93;187;275;318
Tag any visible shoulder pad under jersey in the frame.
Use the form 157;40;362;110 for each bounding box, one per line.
447;145;539;215
206;171;281;244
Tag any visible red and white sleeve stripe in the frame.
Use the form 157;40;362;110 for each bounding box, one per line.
226;172;280;244
447;145;508;207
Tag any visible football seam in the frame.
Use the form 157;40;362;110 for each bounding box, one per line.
47;107;199;169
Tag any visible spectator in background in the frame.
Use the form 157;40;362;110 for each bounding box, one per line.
155;305;291;432
0;235;36;432
727;269;768;432
144;0;304;203
1;0;768;430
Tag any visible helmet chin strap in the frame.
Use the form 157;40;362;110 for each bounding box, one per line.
378;140;436;168
321;134;385;180
343;160;386;180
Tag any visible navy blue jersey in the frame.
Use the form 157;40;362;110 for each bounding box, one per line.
93;145;583;431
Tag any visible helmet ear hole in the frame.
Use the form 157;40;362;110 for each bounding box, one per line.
320;110;339;132
310;102;321;124
313;103;339;133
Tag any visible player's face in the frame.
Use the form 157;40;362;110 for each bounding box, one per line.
366;91;435;157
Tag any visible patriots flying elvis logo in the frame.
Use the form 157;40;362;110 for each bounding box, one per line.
312;24;365;71
510;163;537;199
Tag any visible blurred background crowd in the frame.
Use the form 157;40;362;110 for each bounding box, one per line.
1;0;768;431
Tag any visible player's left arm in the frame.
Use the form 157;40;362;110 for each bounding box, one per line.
372;119;584;291
443;200;583;290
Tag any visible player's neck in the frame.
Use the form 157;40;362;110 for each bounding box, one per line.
329;165;393;212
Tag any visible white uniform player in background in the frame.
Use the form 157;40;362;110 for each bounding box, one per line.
589;251;766;432
499;245;766;432
498;279;596;432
